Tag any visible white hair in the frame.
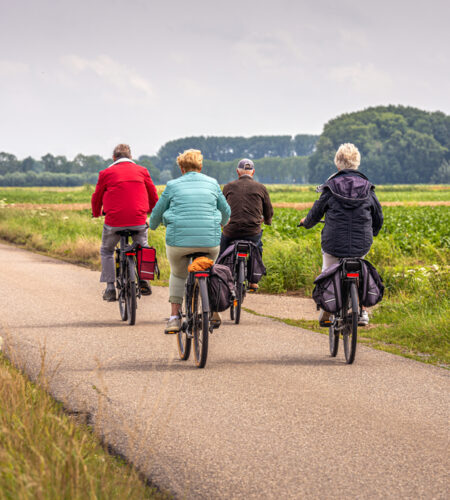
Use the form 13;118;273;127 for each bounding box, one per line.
334;143;361;170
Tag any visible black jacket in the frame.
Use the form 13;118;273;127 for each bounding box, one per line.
303;169;383;257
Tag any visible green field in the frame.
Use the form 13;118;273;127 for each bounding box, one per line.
0;185;449;366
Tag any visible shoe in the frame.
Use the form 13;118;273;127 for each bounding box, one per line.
248;283;259;293
164;317;181;334
102;288;116;302
211;311;222;329
318;309;332;327
139;280;152;296
358;310;369;326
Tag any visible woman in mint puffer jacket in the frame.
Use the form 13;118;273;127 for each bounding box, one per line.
149;149;231;333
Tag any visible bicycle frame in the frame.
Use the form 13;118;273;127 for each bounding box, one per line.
332;259;362;330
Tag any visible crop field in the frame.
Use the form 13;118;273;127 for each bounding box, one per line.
0;185;448;366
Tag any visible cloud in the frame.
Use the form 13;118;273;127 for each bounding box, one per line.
329;63;393;94
62;54;154;99
0;60;29;77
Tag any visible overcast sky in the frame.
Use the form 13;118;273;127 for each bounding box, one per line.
1;0;449;159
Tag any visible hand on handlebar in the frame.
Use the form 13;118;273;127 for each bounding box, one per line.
297;217;306;227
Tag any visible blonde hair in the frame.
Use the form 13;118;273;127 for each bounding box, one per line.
177;149;203;172
113;143;132;160
334;143;361;170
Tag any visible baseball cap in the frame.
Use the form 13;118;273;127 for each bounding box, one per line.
238;158;254;170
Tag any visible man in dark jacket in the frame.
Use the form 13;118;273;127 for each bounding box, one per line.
220;158;273;288
92;144;159;301
300;143;383;326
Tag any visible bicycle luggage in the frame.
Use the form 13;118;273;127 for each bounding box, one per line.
136;246;159;280
360;260;384;307
208;264;235;312
217;240;266;284
312;262;342;313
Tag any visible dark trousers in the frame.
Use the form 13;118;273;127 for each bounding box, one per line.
219;231;263;256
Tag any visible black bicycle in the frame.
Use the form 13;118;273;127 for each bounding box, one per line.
229;242;251;324
114;230;140;326
177;253;213;368
328;258;362;364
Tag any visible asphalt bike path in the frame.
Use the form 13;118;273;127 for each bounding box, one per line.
0;243;448;499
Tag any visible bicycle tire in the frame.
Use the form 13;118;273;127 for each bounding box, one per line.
230;301;235;320
126;256;137;326
192;279;209;368
234;260;245;324
343;282;358;364
177;287;192;360
328;321;339;357
117;254;128;321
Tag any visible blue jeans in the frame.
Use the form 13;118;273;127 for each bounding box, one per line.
219;231;263;256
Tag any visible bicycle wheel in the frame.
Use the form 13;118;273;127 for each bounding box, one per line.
177;290;191;360
343;282;358;364
126;256;137;326
192;279;209;368
328;320;339;357
234;260;245;324
117;257;128;321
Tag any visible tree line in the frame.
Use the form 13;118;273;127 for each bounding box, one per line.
0;106;449;186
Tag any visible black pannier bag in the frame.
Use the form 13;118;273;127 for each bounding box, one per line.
208;264;236;312
216;240;266;284
312;262;342;313
360;259;384;307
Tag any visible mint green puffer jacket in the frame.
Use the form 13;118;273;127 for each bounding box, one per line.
149;172;231;247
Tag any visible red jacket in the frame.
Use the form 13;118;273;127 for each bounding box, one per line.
91;159;159;227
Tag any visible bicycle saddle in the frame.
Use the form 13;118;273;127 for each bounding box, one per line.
116;229;140;236
186;252;210;260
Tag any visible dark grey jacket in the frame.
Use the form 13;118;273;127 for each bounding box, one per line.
303;169;383;257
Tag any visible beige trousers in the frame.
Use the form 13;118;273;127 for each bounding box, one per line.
166;245;220;303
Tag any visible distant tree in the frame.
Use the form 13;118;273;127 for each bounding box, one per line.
159;169;173;184
0;152;19;175
293;135;319;156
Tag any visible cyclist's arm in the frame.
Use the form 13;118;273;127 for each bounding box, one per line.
370;191;383;236
262;187;273;225
149;185;170;230
217;184;231;225
303;191;330;228
144;170;159;212
91;171;106;217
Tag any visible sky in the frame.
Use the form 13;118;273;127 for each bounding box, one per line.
1;0;449;159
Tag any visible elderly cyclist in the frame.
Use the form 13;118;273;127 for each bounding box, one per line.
149;149;231;333
92;144;158;301
300;143;383;326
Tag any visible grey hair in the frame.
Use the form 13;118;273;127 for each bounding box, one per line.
334;143;361;170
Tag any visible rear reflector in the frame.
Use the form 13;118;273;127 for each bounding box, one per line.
125;252;135;256
195;273;209;277
347;273;359;277
237;253;248;257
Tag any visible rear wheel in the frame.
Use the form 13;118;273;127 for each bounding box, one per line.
343;282;358;364
118;259;128;321
192;279;209;368
234;260;245;324
126;256;137;326
177;291;191;360
328;320;339;357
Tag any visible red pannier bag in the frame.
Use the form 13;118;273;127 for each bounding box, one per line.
136;246;159;280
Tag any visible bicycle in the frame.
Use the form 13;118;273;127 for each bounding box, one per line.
114;230;141;326
298;220;361;364
176;253;214;368
229;241;251;324
328;258;362;364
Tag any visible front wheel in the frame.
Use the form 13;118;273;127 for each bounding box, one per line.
192;279;209;368
329;321;339;357
126;256;137;326
343;282;358;364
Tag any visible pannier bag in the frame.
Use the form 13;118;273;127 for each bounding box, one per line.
136;246;159;281
216;240;266;284
208;264;236;312
312;262;342;313
360;259;384;307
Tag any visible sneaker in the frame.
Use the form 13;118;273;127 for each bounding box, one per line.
318;309;332;327
358;310;369;326
211;311;222;329
248;283;259;293
102;288;116;302
164;317;181;334
139;280;152;296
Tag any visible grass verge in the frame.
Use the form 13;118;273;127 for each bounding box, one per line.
0;352;168;499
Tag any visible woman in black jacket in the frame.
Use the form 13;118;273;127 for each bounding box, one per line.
300;143;383;326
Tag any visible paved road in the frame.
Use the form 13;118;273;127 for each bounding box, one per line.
1;243;448;499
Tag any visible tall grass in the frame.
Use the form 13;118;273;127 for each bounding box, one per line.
0;353;166;499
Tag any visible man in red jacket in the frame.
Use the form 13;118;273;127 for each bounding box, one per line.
91;144;159;301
